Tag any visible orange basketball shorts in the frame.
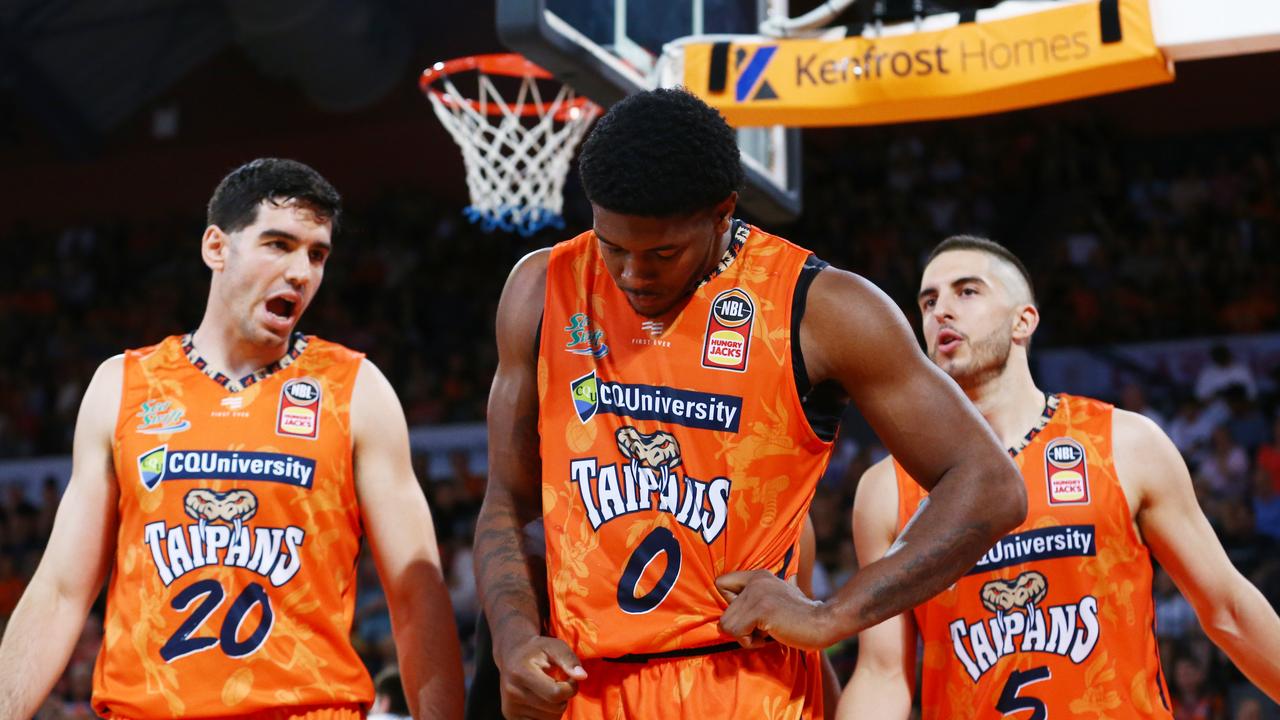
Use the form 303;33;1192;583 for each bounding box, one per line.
565;642;823;720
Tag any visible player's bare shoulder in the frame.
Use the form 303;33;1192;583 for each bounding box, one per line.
503;248;551;309
80;354;126;432
496;248;551;354
800;266;919;385
1111;407;1185;516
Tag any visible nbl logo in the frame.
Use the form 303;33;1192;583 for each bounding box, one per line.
277;377;321;439
702;288;755;372
284;378;319;405
1047;443;1082;467
1045;437;1089;506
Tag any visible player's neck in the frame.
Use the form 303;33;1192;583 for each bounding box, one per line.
190;314;289;381
965;363;1046;451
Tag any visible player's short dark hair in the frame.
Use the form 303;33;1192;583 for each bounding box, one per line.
373;666;409;716
206;158;341;234
927;235;1037;306
577;88;744;217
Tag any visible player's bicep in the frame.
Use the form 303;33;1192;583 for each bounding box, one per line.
486;249;547;514
33;356;122;601
351;360;441;573
1119;412;1243;612
803;270;1000;491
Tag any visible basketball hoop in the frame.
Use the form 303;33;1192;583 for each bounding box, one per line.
420;54;601;236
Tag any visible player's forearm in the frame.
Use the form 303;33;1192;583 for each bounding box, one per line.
0;577;93;718
1201;579;1280;702
474;489;544;664
385;566;466;720
824;463;1024;639
836;666;913;720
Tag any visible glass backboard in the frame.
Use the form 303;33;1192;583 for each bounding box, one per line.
497;0;803;224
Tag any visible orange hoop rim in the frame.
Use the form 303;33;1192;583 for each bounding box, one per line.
419;53;599;120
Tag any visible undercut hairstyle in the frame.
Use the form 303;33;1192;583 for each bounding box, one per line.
577;88;745;217
206;158;342;234
927;235;1037;306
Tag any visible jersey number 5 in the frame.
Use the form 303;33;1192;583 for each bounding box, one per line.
616;527;682;614
160;579;274;662
996;666;1051;719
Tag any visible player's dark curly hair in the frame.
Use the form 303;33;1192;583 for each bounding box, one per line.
578;88;744;217
207;158;342;234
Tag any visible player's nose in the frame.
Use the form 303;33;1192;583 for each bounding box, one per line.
621;254;658;282
283;248;311;286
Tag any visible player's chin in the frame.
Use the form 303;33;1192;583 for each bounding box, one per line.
626;293;673;317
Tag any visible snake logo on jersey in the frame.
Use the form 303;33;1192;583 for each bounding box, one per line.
951;569;1101;682
142;489;306;590
570;427;732;546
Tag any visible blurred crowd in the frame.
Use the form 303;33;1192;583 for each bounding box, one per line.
3;113;1279;718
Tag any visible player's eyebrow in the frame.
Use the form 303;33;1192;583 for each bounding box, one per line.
260;229;331;252
917;276;988;301
595;231;679;253
260;228;300;243
951;275;988;289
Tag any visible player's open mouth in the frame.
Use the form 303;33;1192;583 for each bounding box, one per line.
937;328;964;354
265;295;298;322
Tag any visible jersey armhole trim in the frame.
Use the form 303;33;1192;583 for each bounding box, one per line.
791;255;846;443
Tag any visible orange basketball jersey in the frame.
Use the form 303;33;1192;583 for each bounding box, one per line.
895;394;1172;719
93;334;373;719
538;221;837;660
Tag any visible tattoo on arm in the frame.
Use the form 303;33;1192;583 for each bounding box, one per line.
859;515;994;628
476;409;545;649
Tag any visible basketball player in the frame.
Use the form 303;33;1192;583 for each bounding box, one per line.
476;88;1027;720
839;236;1280;718
0;159;465;719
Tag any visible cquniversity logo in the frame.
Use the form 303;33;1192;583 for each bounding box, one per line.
571;371;600;423
138;445;168;491
736;45;780;102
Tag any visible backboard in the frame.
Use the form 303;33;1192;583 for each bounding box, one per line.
497;0;803;224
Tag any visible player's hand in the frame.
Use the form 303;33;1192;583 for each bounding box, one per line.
717;569;834;651
498;635;588;720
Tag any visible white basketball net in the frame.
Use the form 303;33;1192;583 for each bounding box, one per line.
427;70;600;236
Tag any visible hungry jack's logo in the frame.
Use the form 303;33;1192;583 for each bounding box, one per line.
277;377;321;439
701;288;754;372
1045;437;1089;505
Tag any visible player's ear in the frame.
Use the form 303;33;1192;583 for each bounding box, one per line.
1012;303;1039;343
713;192;739;235
202;225;228;271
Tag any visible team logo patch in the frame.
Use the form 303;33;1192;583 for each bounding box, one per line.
277;377;321;439
1044;437;1089;505
138;445;169;491
136;400;191;435
564;312;609;358
950;569;1101;682
571;371;600;423
185;488;258;536
701;288;754;372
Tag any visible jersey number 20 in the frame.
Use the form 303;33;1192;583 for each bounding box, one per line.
160;579;274;662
